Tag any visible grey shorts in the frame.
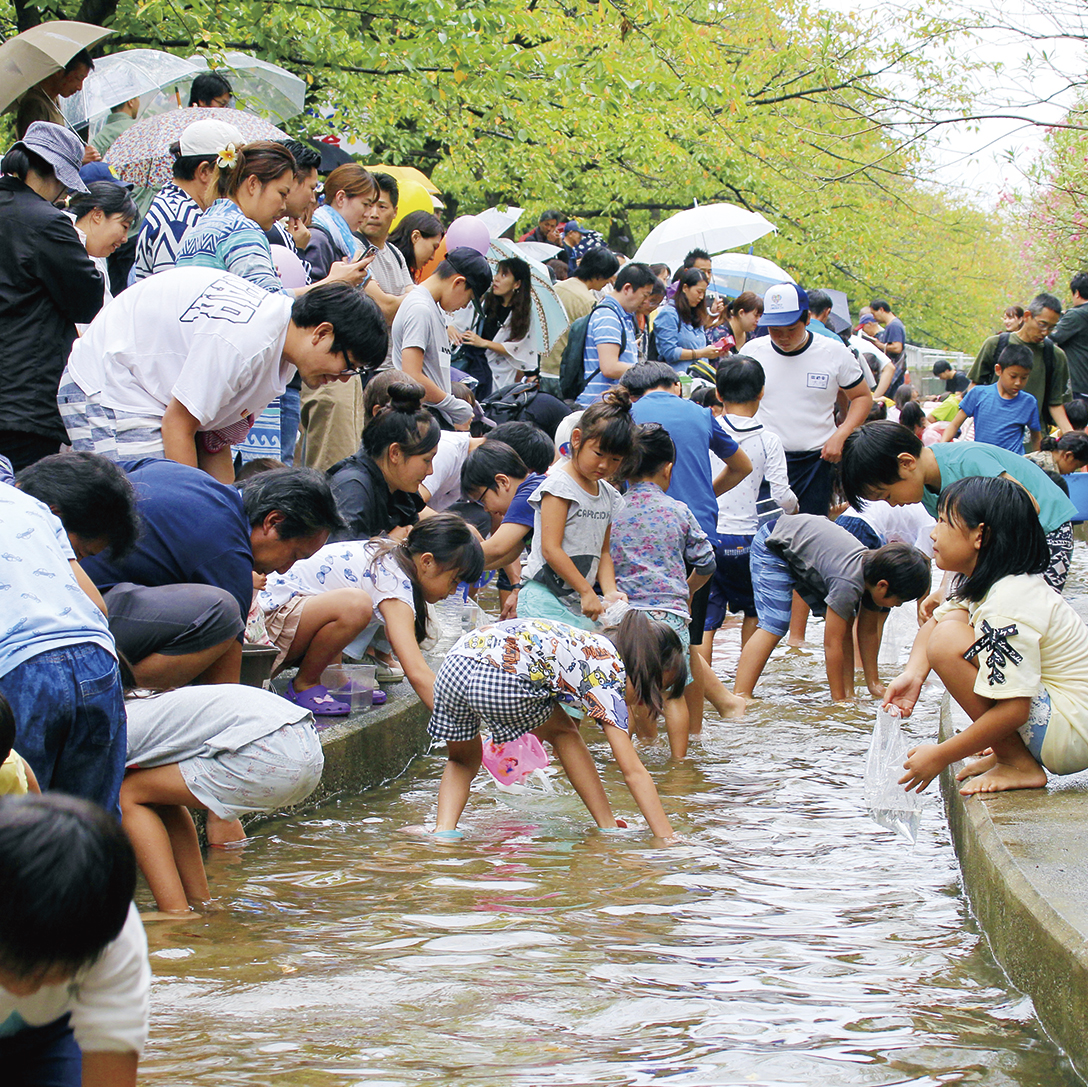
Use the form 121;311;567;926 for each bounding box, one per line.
104;583;244;663
180;720;324;820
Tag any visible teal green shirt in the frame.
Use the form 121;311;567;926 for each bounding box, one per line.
926;443;1077;532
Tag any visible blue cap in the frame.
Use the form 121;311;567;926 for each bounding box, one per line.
79;161;133;190
563;220;582;235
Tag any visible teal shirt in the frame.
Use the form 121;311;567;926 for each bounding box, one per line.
926;443;1077;532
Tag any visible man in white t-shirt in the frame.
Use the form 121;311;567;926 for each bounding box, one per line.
0;795;150;1086
58;268;388;480
742;283;873;517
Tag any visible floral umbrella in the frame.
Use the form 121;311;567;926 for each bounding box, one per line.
105;105;288;189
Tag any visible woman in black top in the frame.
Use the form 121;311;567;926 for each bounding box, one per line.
0;124;104;470
327;377;440;540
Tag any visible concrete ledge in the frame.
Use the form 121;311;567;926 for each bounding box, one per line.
940;693;1088;1081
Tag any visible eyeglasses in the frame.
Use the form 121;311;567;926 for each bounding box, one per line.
1030;316;1057;331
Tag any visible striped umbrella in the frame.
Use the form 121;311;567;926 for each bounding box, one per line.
105;105;288;189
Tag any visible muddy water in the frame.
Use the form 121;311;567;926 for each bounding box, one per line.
138;570;1087;1086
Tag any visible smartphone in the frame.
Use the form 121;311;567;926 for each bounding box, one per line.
359;244;378;261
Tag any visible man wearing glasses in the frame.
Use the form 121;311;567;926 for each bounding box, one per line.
968;292;1074;432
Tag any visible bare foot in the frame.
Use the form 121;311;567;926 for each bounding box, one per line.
708;689;746;718
959;760;1047;795
956;752;998;781
786;637;806;648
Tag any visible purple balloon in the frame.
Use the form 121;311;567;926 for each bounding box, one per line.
444;214;491;256
271;244;308;289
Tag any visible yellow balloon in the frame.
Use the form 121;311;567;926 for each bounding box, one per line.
390;178;434;228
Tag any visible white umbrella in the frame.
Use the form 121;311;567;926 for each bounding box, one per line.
186;52;306;122
633;203;776;269
709;252;794;299
477;205;524;239
515;241;563;263
60;49;202;136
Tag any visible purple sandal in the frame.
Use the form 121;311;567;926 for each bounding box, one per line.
283;681;350;716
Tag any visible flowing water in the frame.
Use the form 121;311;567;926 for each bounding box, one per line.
138;566;1088;1086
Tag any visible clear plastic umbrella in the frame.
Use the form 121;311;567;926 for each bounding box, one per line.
60;49;202;137
185;52;306;123
632;203;776;270
0;20;112;114
709;253;795;299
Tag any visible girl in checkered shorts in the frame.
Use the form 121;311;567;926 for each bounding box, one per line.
429;610;685;840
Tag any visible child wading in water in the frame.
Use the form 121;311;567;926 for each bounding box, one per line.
609;422;718;756
518;389;634;628
429;611;685;839
887;476;1088;795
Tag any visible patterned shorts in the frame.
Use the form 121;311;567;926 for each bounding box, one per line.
57;369;164;461
428;654;557;744
1044;522;1074;593
749;523;795;638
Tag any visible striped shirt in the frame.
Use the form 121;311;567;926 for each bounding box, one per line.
576;295;637;406
129;183;202;285
175;199;284;294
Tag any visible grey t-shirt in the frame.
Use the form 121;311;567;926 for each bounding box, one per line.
369;242;414;370
765;514;868;620
125;685;312;768
391;284;453;395
523;470;624;614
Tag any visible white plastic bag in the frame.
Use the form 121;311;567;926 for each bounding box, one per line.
864;705;924;843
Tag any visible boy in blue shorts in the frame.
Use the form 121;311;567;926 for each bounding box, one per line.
733;515;931;703
941;341;1042;453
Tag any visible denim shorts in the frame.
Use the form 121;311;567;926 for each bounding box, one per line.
834;514;885;552
749;524;795;638
705;534;756;629
0;642;126;816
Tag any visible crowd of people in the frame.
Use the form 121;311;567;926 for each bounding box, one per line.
4;92;1088;1083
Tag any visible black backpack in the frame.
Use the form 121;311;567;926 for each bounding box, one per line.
558;301;627;401
976;332;1055;424
480;380;541;426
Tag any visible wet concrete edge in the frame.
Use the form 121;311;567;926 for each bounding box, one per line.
939;692;1088;1082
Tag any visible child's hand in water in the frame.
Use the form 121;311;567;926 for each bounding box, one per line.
580;589;604;620
899;743;945;793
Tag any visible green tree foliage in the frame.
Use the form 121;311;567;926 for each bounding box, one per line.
4;0;1011;349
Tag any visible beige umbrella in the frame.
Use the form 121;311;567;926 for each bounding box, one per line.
0;21;113;114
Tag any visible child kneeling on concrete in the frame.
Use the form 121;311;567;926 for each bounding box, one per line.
734;514;931;703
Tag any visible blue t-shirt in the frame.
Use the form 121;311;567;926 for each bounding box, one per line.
880;316;906;354
959;383;1041;453
0;487;115;679
578;296;638;406
502;472;546;531
631;390;740;546
808;316;842;341
82;459;255;625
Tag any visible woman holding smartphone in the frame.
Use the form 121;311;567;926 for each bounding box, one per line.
304;164;380;280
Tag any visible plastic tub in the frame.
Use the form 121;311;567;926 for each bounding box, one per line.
240;644;279;689
320;664;377;712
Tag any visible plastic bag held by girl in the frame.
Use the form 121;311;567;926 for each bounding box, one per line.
864;705;923;843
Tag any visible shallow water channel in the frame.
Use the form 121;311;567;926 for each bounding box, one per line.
139;567;1088;1086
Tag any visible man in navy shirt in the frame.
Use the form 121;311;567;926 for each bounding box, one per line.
83;460;343;689
623;362;752;729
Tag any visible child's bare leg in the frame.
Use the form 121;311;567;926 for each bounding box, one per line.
160;805;212;905
286;590;373;691
694;652;745;718
534;706;617;827
787;594;809;646
741;614;758;647
734;628;782;699
928;619;1047;794
684;654;705;735
120;766;210;913
205;813;245;846
663;698;689;759
434;738;482;831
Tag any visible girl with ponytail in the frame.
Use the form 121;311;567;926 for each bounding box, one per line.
429;609;684;839
519;387;635;629
326;380;440;540
610;422;718;757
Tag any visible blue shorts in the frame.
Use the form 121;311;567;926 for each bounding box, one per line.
643;609;693;686
705;534;755;630
749;524;795;638
1018;691;1050;764
517;579;597;631
835;514;885;552
0;1013;80;1087
0;643;126;817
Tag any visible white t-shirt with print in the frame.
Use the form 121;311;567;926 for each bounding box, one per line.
67;268;293;431
934;573;1088;775
423;432;472;512
0;904;150;1056
744;331;867;452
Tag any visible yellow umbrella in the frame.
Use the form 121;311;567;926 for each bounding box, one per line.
388;178;436;229
0;20;113;114
366;163;439;194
